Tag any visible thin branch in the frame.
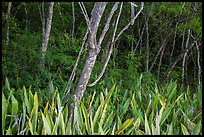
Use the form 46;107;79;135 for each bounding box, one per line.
97;2;119;47
78;2;91;33
149;39;166;72
161;37;201;83
63;28;89;97
88;2;144;87
88;2;123;87
114;2;144;43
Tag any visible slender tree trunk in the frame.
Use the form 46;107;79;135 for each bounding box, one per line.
62;28;89;101
181;29;190;88
23;2;28;30
145;15;149;72
40;2;54;67
195;41;201;88
157;42;166;80
72;2;75;40
170;2;185;64
68;3;107;126
161;39;200;84
57;2;66;33
6;2;12;46
74;2;107;102
149;39;166;72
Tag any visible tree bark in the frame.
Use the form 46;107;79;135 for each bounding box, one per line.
74;2;107;102
68;2;107;127
181;29;190;88
40;2;54;67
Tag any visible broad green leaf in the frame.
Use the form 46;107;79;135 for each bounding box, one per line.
100;92;104;104
98;122;105;135
111;123;116;135
44;102;49;114
152;92;159;110
56;92;61;113
37;117;44;135
93;104;102;128
59;113;66;135
28;119;34;135
45;111;54;132
31;92;38;133
63;105;69;126
126;117;141;135
160;107;171;126
115;118;134;134
5;77;11;92
192;121;201;135
11;94;18;115
144;114;151;135
103;111;114;131
81;102;91;134
137;129;145;135
155;112;160;135
65;120;72;135
134;118;141;128
167;123;173;135
21;102;26;130
5;126;12;135
2;93;7;133
29;90;34;108
172;93;183;107
41;112;51;135
151;123;156;135
99;103;108;127
181;123;190;135
24;87;31;114
89;91;96;109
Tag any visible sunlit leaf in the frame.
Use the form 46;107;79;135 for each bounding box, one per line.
181;123;190;135
115;118;134;134
192;121;201;135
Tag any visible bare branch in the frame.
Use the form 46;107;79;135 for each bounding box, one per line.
88;2;123;87
63;28;89;97
114;2;144;43
78;2;91;32
97;2;119;47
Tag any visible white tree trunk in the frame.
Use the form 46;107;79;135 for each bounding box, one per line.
40;2;54;67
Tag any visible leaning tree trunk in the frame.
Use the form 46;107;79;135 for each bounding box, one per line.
74;2;107;102
40;2;54;67
68;2;107;126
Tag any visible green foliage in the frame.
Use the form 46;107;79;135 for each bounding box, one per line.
2;77;202;135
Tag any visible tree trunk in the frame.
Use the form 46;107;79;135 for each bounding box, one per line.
6;2;12;46
145;15;149;72
72;2;75;40
74;2;107;102
68;2;107;127
40;2;54;67
181;29;190;88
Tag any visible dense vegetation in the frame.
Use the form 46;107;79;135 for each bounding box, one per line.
2;2;202;135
